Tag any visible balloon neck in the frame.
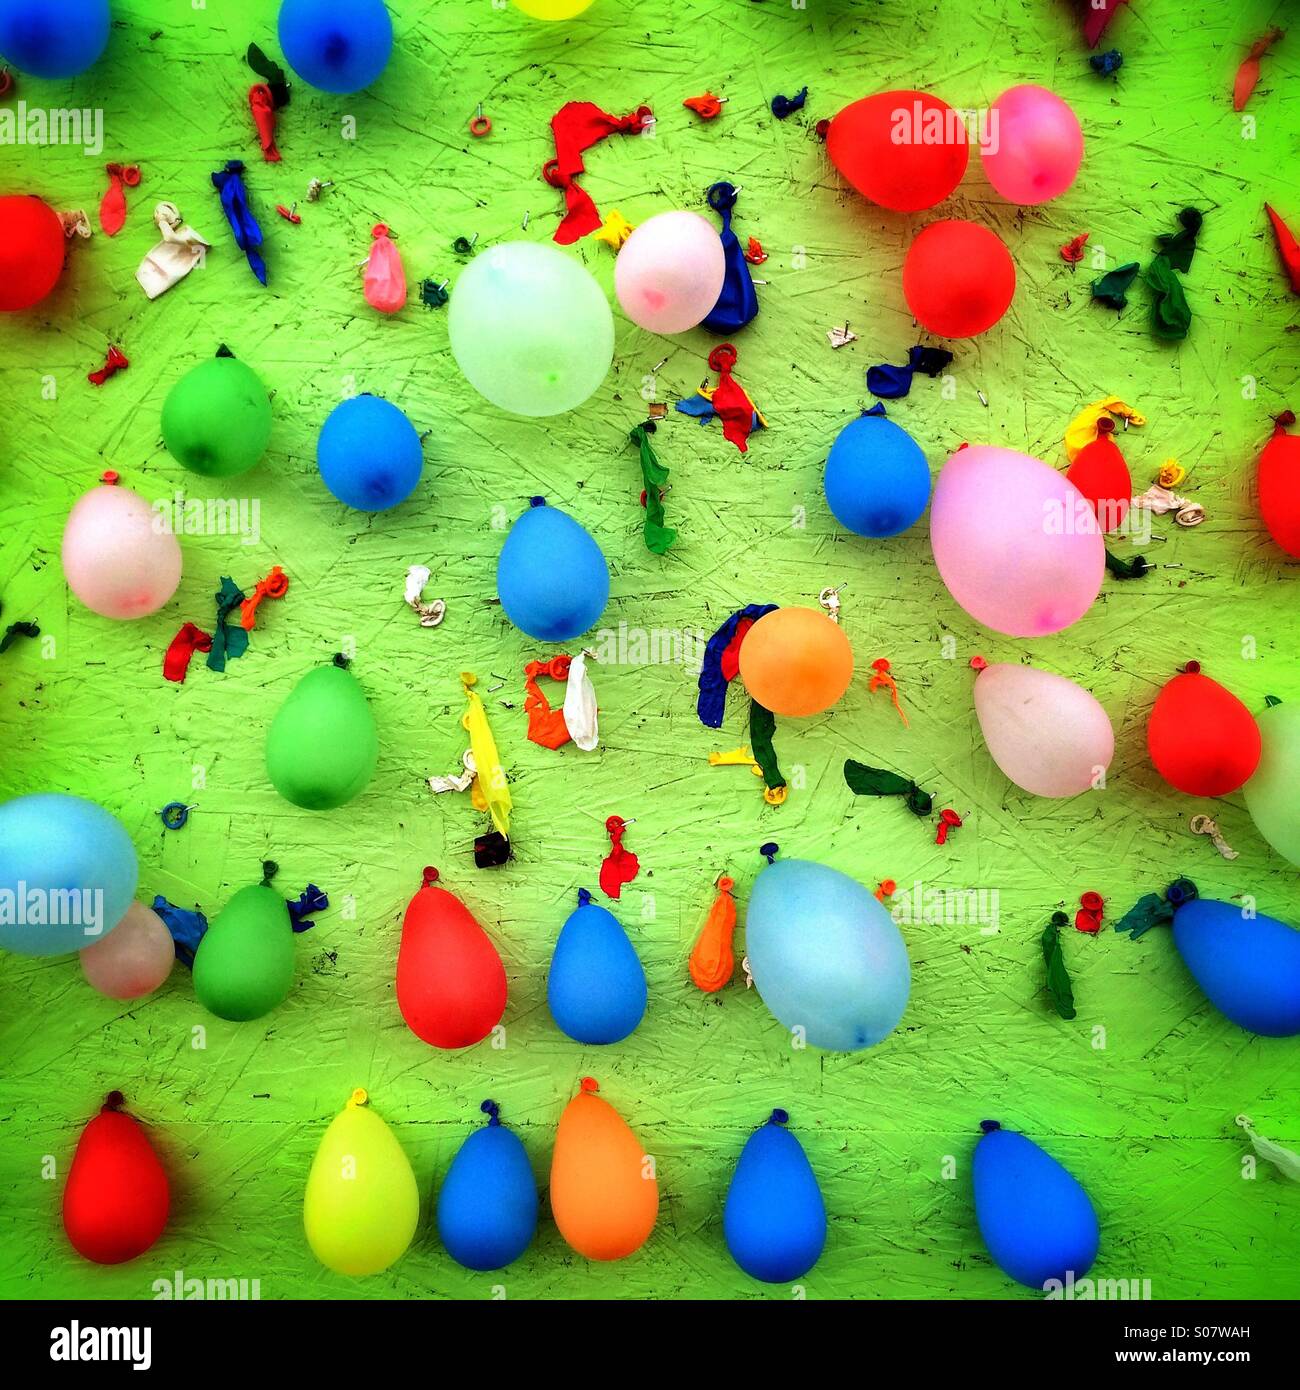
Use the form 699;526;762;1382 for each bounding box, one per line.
332;652;350;669
215;343;234;358
1164;878;1198;908
422;865;440;887
969;655;987;672
1265;694;1282;707
1274;409;1296;435
529;496;546;508
1096;416;1116;436
577;887;591;906
716;875;734;894
260;860;278;887
480;1099;500;1126
759;841;779;865
979;1119;1000;1134
372;224;390;239
100;470;120;486
348;1088;369;1109
579;1076;599;1095
103;1091;125;1113
1181;660;1201;675
769;1108;789;1126
461;671;477;690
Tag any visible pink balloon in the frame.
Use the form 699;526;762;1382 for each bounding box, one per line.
80;902;175;1000
930;445;1104;636
62;481;182;620
614;210;725;334
973;662;1114;797
981;85;1083;205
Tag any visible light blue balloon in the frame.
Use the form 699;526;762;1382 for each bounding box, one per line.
0;793;137;957
824;410;931;538
1173;898;1300;1037
0;0;109;79
745;857;910;1050
724;1110;826;1284
497;498;610;642
278;0;392;95
317;394;423;511
973;1121;1099;1291
436;1101;538;1272
547;889;646;1045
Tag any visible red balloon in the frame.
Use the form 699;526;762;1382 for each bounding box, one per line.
1148;664;1262;796
903;220;1016;338
1067;422;1132;533
1258;414;1300;557
0;195;66;312
828;91;969;212
63;1093;170;1265
396;868;507;1049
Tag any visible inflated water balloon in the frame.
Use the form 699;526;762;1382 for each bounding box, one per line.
1065;419;1131;533
0;0;110;79
0;792;137;957
436;1100;538;1271
161;350;272;478
1147;663;1261;796
63;1093;169;1265
930;445;1104;637
547;889;647;1045
449;241;614;416
550;1078;657;1261
973;1121;1098;1290
827;90;969;212
614;211;726;334
80;901;175;1000
972;660;1113;797
396;867;507;1049
903;221;1016;338
62;475;182;620
1257;412;1300;557
317;394;422;511
192;870;296;1021
497;497;610;641
737;607;854;717
745;856;910;1051
304;1089;418;1276
981;86;1084;206
278;0;392;94
1244;699;1300;865
266;657;378;810
0;194;66;311
724;1110;826;1284
824;410;931;537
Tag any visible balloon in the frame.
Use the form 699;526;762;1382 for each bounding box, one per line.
317;394;423;511
1147;663;1261;796
512;0;595;18
973;1121;1099;1290
304;1089;419;1276
0;792;137;957
266;659;378;810
61;478;182;620
972;661;1114;797
80;902;174;1000
614;211;726;334
161;352;272;477
827;90;969;212
737;607;853;717
0;194;65;311
824;411;931;538
745;858;910;1051
497;497;610;641
547;889;647;1045
192;878;297;1022
63;1093;169;1265
903;220;1016;338
1172;897;1300;1037
724;1110;826;1284
550;1078;657;1261
981;85;1084;206
1065;425;1131;533
930;445;1104;636
396;868;507;1049
449;241;614;417
277;0;392;94
436;1100;538;1271
0;0;109;79
1244;700;1300;865
1257;415;1300;557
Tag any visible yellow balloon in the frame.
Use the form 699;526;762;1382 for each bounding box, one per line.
512;0;595;19
304;1089;419;1276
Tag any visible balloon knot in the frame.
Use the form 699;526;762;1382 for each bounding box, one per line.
260;860;278;886
770;1108;789;1126
332;652;350;669
101;469;120;485
349;1088;369;1108
1164;878;1198;907
1182;660;1201;675
103;1091;125;1112
717;874;735;893
580;1076;599;1094
481;1099;500;1125
980;1119;1000;1134
577;887;591;906
215;343;234;358
1265;694;1282;707
529;496;546;508
1096;415;1116;436
422;865;440;886
759;841;779;864
969;655;987;671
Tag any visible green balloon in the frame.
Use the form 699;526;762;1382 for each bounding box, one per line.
266;662;378;810
162;353;272;476
192;884;295;1021
1244;701;1300;866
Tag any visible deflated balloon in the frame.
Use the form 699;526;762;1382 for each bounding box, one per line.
266;659;378;810
724;1110;826;1284
80;901;175;1000
192;881;295;1021
436;1100;538;1271
1244;700;1300;865
1172;898;1300;1037
547;889;647;1045
162;352;272;477
62;479;182;620
497;497;609;642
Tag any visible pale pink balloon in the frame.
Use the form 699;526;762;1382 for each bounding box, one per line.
80;901;175;1000
61;481;182;620
981;85;1083;205
973;662;1114;797
614;210;726;334
930;445;1104;636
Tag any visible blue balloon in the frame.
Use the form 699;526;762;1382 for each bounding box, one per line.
823;410;931;538
745;858;910;1051
436;1101;538;1272
1173;898;1300;1037
547;889;646;1045
724;1110;826;1284
0;0;109;79
497;498;610;642
0;793;137;957
277;0;392;94
317;394;422;511
973;1121;1099;1291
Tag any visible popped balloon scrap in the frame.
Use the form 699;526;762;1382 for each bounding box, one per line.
212;160;267;285
629;424;676;554
1041;912;1076;1020
701;182;758;335
99;162;140;236
866;345;953;399
689;876;737;992
697;603;777;728
844;760;934;816
1264;204;1300;295
1233;28;1283;111
404;566;446;626
544;101;654;244
599;815;639;899
770;87;808;119
206;578;250;672
136;202;209;300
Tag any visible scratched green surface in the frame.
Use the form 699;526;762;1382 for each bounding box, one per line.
1;0;1299;1301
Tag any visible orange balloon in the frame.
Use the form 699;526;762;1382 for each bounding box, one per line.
550;1078;657;1261
738;607;854;717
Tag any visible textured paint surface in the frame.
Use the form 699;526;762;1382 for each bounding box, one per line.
1;0;1299;1301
